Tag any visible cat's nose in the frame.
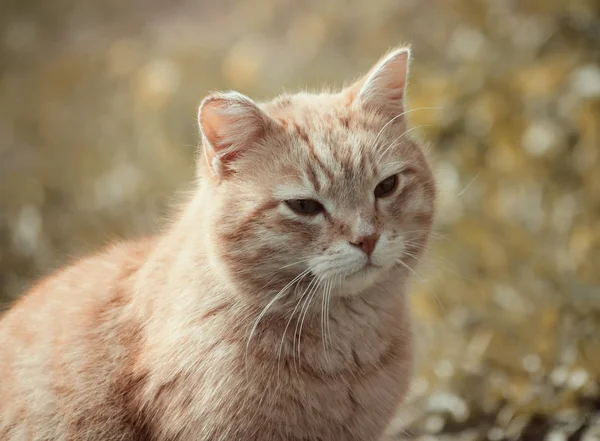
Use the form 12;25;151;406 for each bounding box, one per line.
349;234;380;257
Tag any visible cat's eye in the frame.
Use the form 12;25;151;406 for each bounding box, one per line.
285;199;324;215
374;175;399;198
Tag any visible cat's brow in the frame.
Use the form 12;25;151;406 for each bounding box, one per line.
293;122;335;185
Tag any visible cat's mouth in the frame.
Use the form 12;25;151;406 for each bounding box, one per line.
346;262;382;278
331;264;385;297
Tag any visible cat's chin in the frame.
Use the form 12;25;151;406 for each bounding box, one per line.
335;265;386;297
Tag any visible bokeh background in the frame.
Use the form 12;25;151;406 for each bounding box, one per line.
1;0;599;439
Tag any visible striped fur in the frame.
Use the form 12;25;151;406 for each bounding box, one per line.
0;47;435;440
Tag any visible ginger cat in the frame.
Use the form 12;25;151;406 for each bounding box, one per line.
0;48;435;441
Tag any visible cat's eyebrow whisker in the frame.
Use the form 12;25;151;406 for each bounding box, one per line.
381;160;409;170
371;107;441;152
379;125;430;158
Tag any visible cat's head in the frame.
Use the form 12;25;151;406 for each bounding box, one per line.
197;48;435;299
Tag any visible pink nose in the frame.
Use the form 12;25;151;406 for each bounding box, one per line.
350;234;380;256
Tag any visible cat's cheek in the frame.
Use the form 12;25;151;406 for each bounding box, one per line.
370;233;395;268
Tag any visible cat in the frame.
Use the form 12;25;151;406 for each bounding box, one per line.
0;47;436;441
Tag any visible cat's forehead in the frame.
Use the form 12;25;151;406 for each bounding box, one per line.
265;92;343;112
263;92;383;130
254;95;394;198
269;97;370;155
243;92;422;199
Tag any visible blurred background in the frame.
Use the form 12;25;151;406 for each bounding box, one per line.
1;0;599;439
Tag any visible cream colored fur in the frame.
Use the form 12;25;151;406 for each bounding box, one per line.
0;47;436;441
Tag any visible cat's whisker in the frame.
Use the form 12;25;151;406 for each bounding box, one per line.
277;275;318;378
382;160;411;170
295;276;323;369
402;229;450;244
326;279;333;357
402;244;429;255
323;278;333;357
320;278;332;366
396;258;445;311
380;124;430;158
401;250;470;312
323;279;333;356
371;107;441;152
402;228;442;235
277;257;313;271
402;236;427;244
402;241;426;250
400;249;423;259
396;258;428;286
320;276;337;368
402;247;424;256
245;268;311;372
404;251;468;286
458;172;480;196
326;276;340;355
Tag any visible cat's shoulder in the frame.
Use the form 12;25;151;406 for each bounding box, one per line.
1;237;156;321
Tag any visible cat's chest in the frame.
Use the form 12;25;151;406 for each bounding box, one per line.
147;348;407;441
265;332;410;439
143;296;411;440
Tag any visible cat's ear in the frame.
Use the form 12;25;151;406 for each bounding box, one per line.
198;91;273;178
346;47;411;116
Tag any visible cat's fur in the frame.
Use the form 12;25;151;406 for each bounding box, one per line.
0;48;435;441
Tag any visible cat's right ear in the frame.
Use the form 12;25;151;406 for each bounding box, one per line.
198;91;273;180
345;47;411;117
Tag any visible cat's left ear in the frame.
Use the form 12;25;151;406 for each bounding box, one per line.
346;47;411;116
198;91;274;179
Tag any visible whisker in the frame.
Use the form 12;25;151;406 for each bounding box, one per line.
277;275;317;378
291;276;319;372
402;230;451;243
371;107;441;153
458;172;480;196
403;249;460;275
296;276;323;368
380;125;429;157
326;276;339;354
320;278;331;366
245;268;311;371
403;228;443;234
396;258;445;311
277;257;313;271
